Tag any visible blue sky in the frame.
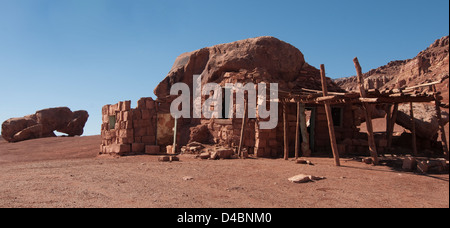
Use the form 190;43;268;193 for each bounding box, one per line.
0;0;449;136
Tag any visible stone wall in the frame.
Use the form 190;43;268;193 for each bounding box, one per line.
100;98;158;156
100;96;360;158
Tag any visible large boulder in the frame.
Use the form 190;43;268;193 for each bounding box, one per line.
396;103;449;140
154;36;343;98
1;107;89;142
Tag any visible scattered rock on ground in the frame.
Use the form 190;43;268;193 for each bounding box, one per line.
288;174;326;184
296;159;314;165
183;176;194;181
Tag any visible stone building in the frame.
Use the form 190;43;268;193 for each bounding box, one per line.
100;36;444;161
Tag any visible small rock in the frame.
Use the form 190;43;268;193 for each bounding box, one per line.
288;174;311;183
158;156;170;162
402;157;417;171
210;151;218;160
183;176;194;181
288;174;326;184
309;175;326;181
296;159;314;165
362;157;373;164
198;152;210;160
215;148;234;159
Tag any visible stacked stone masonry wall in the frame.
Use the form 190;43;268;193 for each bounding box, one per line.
100;98;158;156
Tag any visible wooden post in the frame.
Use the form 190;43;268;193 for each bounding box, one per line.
353;57;379;165
283;100;289;160
172;116;178;154
238;97;248;159
387;103;399;154
295;101;301;159
385;104;392;139
383;104;392;157
410;102;418;156
432;85;449;160
320;64;341;166
299;103;312;157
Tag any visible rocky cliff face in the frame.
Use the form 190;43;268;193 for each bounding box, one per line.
334;36;449;104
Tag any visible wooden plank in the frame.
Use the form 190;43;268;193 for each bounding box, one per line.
410;102;418;156
301;88;347;96
214;119;233;125
359;98;379;103
405;80;443;91
377;96;435;104
320;64;341;166
283;100;289;160
316;95;339;102
354;57;379;165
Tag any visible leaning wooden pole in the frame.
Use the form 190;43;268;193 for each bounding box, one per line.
172;116;178;154
410;102;418;156
387;103;399;155
320;64;341;166
238;97;248;159
432;85;449;160
383;104;392;157
283;100;289;160
353;57;379;165
295;101;301;159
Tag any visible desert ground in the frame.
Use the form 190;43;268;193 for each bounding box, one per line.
0;134;448;208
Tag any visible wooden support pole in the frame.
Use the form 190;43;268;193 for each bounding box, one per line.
320;64;341;166
385;104;391;140
295;102;301;159
353;57;379;165
432;85;449;160
410;102;418;156
383;104;392;157
387;103;399;154
300;103;312;157
283;100;289;160
172;116;178;154
386;104;392;134
238;97;248;159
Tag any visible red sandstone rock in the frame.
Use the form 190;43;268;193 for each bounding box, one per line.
189;124;214;144
154;36;343;98
1;107;89;142
145;145;160;155
334;36;449;105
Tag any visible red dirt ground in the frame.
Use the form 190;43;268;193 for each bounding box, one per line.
0;135;448;208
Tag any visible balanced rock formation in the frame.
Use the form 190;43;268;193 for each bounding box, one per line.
1;107;89;142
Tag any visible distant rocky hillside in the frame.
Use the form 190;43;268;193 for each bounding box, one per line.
334;36;449;104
